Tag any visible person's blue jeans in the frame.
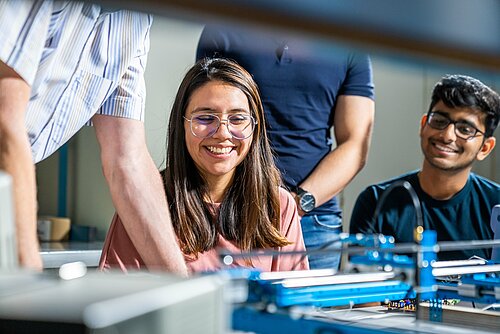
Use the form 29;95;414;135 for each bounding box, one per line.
300;214;342;270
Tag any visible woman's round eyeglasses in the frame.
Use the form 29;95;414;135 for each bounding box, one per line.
184;113;257;139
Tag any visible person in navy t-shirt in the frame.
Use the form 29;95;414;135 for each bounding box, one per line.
197;24;375;269
350;75;500;261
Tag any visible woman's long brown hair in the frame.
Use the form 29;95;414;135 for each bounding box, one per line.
163;58;291;256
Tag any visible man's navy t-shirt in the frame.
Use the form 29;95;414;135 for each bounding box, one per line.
197;25;375;216
350;172;500;260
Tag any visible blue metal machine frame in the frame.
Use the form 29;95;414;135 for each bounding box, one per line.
230;230;500;333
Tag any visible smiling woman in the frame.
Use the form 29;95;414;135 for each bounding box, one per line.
183;81;254;192
99;58;309;274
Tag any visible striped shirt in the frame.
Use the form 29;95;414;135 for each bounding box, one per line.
0;0;152;163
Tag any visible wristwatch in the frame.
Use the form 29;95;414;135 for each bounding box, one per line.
296;186;316;213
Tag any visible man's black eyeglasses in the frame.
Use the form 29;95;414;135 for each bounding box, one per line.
426;112;485;140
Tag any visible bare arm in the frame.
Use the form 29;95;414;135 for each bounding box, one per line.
298;95;375;209
0;61;42;270
93;114;188;276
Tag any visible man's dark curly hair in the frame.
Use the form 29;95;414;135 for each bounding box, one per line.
429;74;500;137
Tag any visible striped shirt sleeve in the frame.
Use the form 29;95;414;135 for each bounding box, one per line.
1;1;152;162
96;11;152;122
0;0;52;85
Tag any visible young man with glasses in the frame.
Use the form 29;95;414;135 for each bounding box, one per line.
350;74;500;261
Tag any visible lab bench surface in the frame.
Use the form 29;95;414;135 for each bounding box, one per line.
40;241;103;269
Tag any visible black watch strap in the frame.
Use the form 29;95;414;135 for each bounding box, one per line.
296;186;307;195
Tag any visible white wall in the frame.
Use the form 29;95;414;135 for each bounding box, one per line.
36;16;500;238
